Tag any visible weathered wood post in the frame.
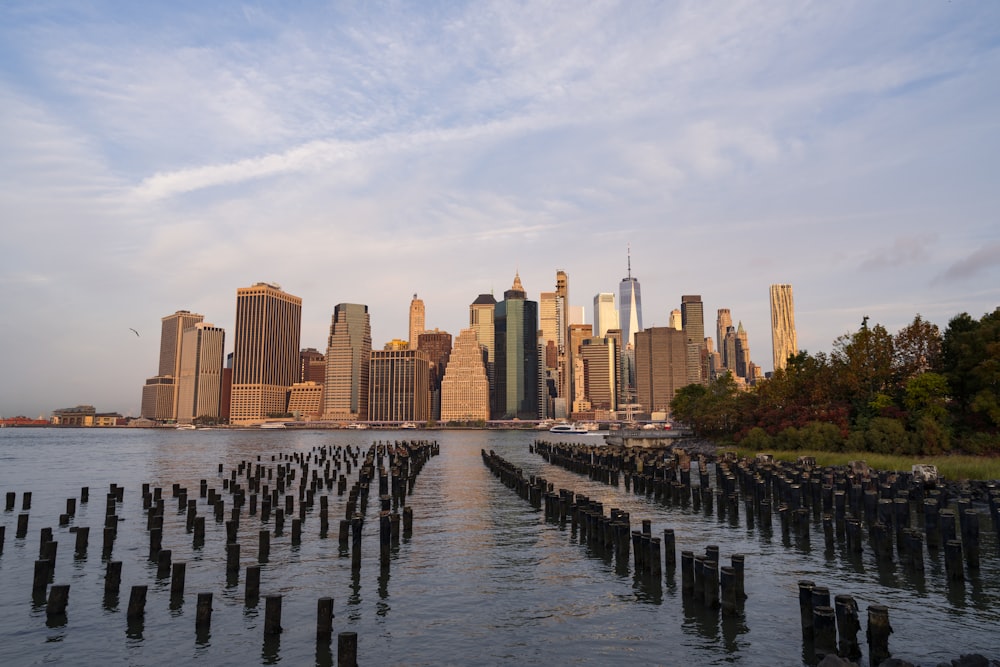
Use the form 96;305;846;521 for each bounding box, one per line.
227;542;241;573
46;584;70;616
812;605;837;658
196;592;213;630
338;631;358;667
264;595;283;636
259;530;270;563
798;580;815;636
246;565;261;605
32;559;51;594
105;560;122;596
16;513;29;538
944;539;964;581
867;604;892;666
317;597;334;640
157;549;172;578
127;585;147;620
835;594;862;660
962;509;980;571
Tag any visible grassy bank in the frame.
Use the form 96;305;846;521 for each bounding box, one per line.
722;448;1000;482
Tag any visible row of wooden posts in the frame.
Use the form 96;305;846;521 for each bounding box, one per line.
533;441;997;583
531;441;910;664
2;440;440;666
481;448;748;616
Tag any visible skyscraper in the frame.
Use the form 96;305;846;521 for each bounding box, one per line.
418;329;452;420
735;321;751;379
470;293;497;412
593;293;617;338
177;322;225;424
299;348;326;384
440;328;491;422
494;273;539;419
681;295;706;385
770;284;798;371
716;309;732;364
230;283;302;425
539;291;559;361
618;249;643;347
634;327;688;414
555;270;570;402
140;309;204;421
408;294;425;350
323;303;372;421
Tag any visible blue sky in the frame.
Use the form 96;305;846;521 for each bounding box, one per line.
2;1;998;418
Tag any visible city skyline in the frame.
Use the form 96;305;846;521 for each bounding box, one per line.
2;3;999;418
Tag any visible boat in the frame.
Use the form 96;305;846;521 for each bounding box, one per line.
175;424;197;430
346;423;369;430
400;422;418;430
260;422;287;429
549;423;589;434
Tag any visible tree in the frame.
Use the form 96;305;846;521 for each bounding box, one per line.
941;308;1000;433
893;314;942;381
831;318;895;419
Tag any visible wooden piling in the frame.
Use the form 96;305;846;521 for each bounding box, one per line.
835;594;862;660
867;604;892;666
227;542;241;573
33;559;51;593
191;591;212;632
944;539;964;581
157;549;172;578
812;605;837;658
798;580;815;635
127;585;147;619
338;631;358;667
46;584;70;616
245;565;261;604
264;595;283;635
317;597;334;640
16;513;29;538
962;509;980;570
171;562;186;598
259;530;270;562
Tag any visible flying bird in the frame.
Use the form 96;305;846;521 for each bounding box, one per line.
129;328;140;337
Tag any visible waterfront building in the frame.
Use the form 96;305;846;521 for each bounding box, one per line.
409;294;425;350
770;284;798;371
593;292;617;338
634;327;688;415
494;273;539;419
368;349;430;422
681;295;706;386
177;322;225;424
141;376;175;421
139;309;204;421
299;348;326;384
287;381;323;419
580;336;618;411
440;328;490;422
230;283;302;425
323;303;372;421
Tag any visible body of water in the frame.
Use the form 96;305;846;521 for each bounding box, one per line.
0;428;997;666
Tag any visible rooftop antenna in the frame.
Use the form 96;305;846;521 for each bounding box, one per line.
627;244;632;280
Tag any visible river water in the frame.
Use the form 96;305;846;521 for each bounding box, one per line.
0;428;997;666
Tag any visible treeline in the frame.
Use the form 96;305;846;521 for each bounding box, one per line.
670;308;1000;456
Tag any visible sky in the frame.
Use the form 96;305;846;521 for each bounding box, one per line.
1;1;998;419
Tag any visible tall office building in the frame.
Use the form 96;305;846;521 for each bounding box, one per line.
568;323;593;412
619;249;643;347
440;328;491;422
681;295;706;385
634;327;688;414
230;283;302;425
579;337;618;411
368;349;430;422
539;291;559;363
177;322;225;423
418;329;452;420
470;293;497;412
494;273;539;419
555;270;570;402
593;293;617;338
323;303;372;421
735;322;751;379
770;284;798;371
717;309;732;364
140;309;204;421
408;294;425;350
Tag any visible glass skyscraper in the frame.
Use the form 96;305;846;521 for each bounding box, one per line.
494;273;539;419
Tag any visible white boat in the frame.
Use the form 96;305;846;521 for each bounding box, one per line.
549;423;589;434
346;423;369;430
175;424;197;430
260;422;287;429
400;422;418;429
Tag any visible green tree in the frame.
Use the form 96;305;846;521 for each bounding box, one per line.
831;318;895;420
893;314;942;381
941;308;1000;433
902;372;949;424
